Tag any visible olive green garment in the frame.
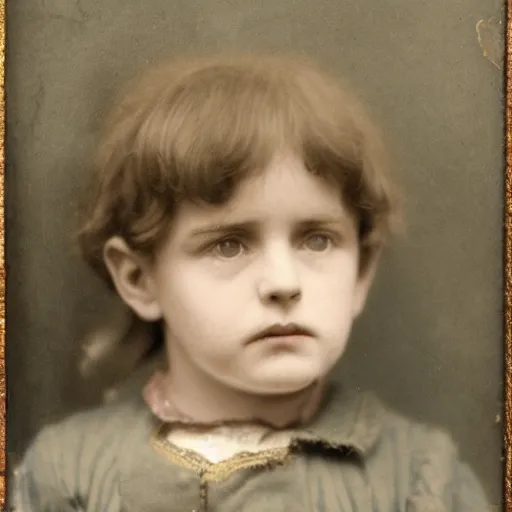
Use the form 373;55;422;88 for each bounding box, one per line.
12;384;489;511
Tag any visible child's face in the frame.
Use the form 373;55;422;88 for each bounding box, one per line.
145;155;375;395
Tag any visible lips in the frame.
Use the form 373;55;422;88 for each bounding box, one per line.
247;323;313;344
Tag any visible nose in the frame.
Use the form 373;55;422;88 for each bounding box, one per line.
257;245;302;307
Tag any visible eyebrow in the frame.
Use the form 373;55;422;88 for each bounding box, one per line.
187;221;258;238
186;215;351;239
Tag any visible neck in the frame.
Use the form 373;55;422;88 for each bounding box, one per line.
145;346;325;429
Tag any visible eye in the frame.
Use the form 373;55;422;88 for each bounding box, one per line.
214;238;245;258
303;233;332;252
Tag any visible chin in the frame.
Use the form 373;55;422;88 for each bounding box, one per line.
241;375;319;396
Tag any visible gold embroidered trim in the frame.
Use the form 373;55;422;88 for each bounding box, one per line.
150;422;292;482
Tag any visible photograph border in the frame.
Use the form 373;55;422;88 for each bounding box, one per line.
504;1;511;510
0;1;509;510
1;0;6;508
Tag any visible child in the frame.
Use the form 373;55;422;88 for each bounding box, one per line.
12;53;489;511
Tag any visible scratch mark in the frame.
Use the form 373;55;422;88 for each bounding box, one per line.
29;77;45;140
73;0;89;23
46;13;86;26
34;0;90;27
476;17;504;70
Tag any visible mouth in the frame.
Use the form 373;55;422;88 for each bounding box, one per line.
246;323;314;345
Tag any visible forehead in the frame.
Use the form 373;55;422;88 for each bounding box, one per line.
172;156;356;232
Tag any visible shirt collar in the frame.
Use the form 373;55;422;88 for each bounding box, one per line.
287;382;385;457
144;375;384;458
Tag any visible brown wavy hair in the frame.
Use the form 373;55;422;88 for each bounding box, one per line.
77;53;402;289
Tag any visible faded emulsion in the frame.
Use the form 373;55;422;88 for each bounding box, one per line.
5;0;505;510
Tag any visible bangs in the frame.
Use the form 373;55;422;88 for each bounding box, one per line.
128;57;366;208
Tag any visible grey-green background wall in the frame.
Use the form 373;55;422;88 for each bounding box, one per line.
6;0;505;506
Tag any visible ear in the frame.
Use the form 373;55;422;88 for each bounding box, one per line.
351;245;382;319
103;237;162;322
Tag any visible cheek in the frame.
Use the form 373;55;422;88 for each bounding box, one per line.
166;265;254;313
160;284;237;367
157;269;241;335
308;258;360;302
304;266;362;334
